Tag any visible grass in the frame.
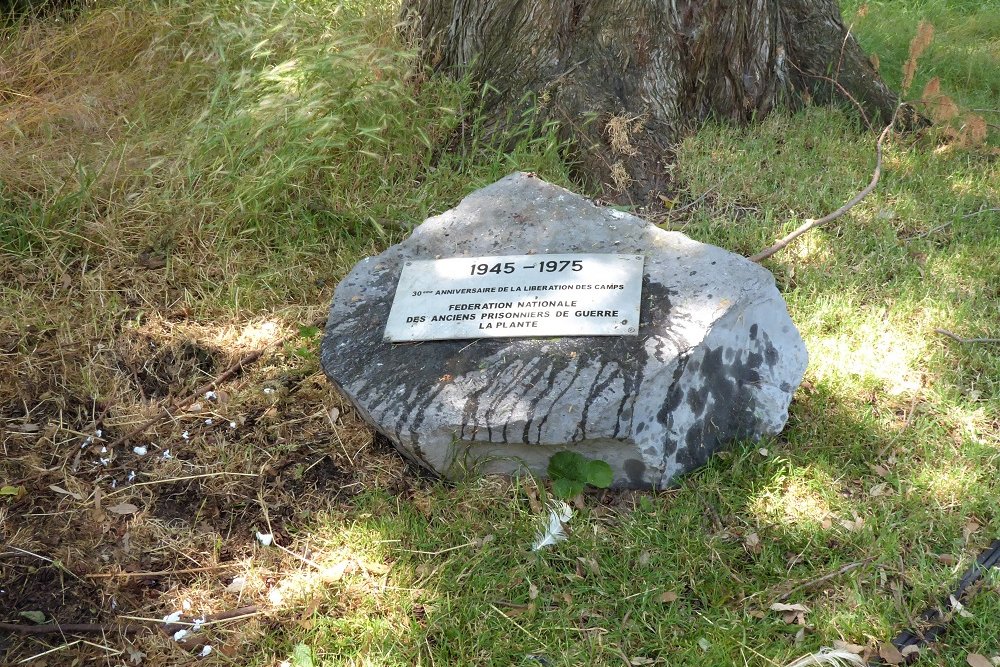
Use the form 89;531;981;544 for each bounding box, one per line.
0;0;998;665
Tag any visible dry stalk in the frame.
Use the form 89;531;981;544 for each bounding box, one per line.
750;124;892;263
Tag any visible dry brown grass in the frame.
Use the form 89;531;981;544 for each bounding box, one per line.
0;6;415;664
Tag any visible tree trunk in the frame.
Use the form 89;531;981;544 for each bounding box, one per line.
404;0;898;204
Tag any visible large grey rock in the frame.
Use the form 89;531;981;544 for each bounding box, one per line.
321;173;808;489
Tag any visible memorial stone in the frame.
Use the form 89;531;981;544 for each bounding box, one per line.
321;172;808;489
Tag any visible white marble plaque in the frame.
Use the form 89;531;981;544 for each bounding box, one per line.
384;253;644;342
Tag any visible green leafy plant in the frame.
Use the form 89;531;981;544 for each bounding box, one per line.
290;324;321;360
547;451;613;500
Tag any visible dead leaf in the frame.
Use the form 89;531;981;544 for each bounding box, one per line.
832;640;867;654
950;594;973;618
638;550;651;566
11;423;40;433
359;559;390;575
577;557;600;576
870;483;890;497
771;602;809;625
794;627;805;645
0;485;26;500
901;645;920;658
321;561;354;582
525;484;541;514
19;610;46;624
187;401;203;413
127;646;146;664
630;658;655;666
500;602;532;618
298;597;322;629
968;654;993;667
744;532;762;554
821;518;833;530
964;520;981;542
107;502;139;515
879;642;904;665
937;554;957;566
840;515;865;532
92;485;104;521
327;406;341;424
658;591;678;603
49;484;84;501
137;251;167;270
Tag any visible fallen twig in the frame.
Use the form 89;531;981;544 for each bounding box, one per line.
776;558;874;603
904;221;952;241
0;606;259;636
934;328;1000;345
0;621;146;635
750;124;892;263
83;562;244;579
102;471;259;499
962;207;999;218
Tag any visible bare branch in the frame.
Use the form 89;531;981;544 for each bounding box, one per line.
749;124;892;263
775;558;873;602
0;606;259;636
934;329;1000;345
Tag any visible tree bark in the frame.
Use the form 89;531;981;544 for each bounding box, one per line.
404;0;898;204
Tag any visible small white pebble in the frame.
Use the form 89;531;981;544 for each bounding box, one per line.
173;629;189;641
162;611;182;623
161;449;172;460
181;431;190;440
111;479;117;489
263;387;274;395
133;446;147;456
182;599;192;611
204;418;213;426
95;429;102;438
192;616;205;631
99;457;111;466
100;446;108;453
199;645;213;657
204;391;217;400
256;532;273;546
759;448;769;456
229;421;237;429
127;471;136;482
